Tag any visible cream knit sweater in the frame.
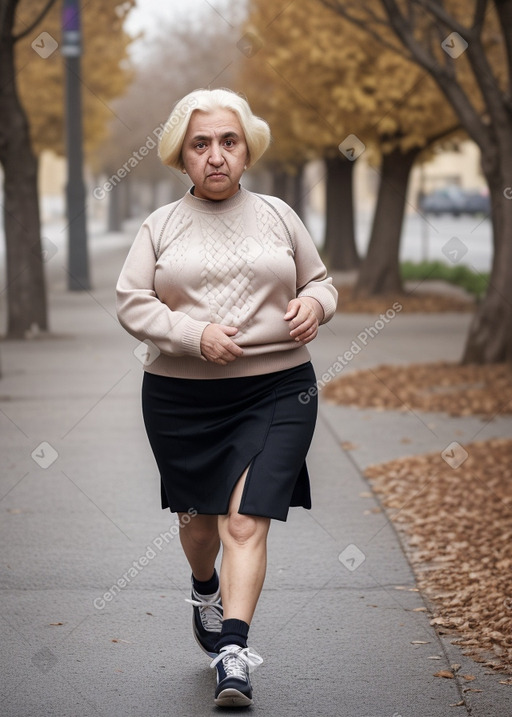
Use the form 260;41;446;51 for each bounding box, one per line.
116;186;337;379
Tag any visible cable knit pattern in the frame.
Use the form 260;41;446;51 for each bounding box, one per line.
253;195;292;258
116;186;338;379
159;208;193;273
199;213;255;330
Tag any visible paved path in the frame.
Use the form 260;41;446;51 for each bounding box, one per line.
1;225;510;717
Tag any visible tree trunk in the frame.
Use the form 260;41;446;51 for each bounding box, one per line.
462;149;512;363
107;179;122;232
272;168;289;202
0;2;48;337
149;178;159;214
121;176;132;219
354;146;419;297
324;155;359;271
290;164;305;220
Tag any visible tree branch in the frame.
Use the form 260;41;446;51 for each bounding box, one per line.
318;0;413;60
494;0;512;100
380;0;490;147
464;33;510;130
0;0;18;44
425;121;461;147
13;0;59;42
472;0;489;31
414;0;475;38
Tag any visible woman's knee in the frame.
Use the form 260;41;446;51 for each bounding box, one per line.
222;512;270;546
179;513;219;548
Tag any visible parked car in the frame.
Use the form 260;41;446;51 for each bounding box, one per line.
461;190;491;215
419;186;490;217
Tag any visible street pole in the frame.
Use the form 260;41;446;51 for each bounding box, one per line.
62;0;90;290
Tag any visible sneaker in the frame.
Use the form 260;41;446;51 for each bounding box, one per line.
210;644;263;708
185;583;223;658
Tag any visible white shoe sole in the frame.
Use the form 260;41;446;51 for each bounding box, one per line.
214;688;253;708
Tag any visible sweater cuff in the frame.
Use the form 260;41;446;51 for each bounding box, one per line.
180;318;211;357
298;288;337;324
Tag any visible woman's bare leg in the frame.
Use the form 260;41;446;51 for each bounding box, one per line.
178;513;220;581
217;468;271;624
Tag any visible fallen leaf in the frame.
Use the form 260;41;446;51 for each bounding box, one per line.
462;675;476;681
334;285;474;315
324;361;512;418
434;670;455;679
49;622;64;626
411;641;430;645
363;436;512;674
450;701;465;707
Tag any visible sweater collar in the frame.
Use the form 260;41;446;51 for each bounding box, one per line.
182;185;248;213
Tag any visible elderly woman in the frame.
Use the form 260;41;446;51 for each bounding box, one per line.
116;88;337;708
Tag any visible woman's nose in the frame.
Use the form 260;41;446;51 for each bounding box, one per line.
208;144;224;165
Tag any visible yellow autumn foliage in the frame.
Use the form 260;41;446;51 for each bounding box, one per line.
14;0;134;157
237;0;471;167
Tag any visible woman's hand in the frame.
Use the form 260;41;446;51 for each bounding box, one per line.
284;297;324;345
200;324;244;365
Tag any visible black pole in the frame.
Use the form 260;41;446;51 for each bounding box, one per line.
62;0;90;290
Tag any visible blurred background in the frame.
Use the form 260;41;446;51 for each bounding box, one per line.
0;0;499;349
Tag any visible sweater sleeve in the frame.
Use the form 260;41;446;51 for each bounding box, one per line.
281;204;338;324
116;221;210;358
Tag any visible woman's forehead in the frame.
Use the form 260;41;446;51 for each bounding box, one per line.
187;108;243;136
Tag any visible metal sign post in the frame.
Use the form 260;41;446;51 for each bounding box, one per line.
62;0;90;290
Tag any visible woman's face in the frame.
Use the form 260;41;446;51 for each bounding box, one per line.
181;108;249;201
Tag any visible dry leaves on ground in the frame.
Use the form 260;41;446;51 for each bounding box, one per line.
335;285;474;313
323;361;512;417
365;439;512;674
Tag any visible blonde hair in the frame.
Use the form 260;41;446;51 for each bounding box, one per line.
158;88;271;170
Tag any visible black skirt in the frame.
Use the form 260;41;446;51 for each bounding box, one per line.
141;361;318;521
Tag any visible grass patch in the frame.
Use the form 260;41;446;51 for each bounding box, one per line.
400;260;489;299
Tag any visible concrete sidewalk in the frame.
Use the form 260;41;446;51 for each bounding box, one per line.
0;225;511;717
